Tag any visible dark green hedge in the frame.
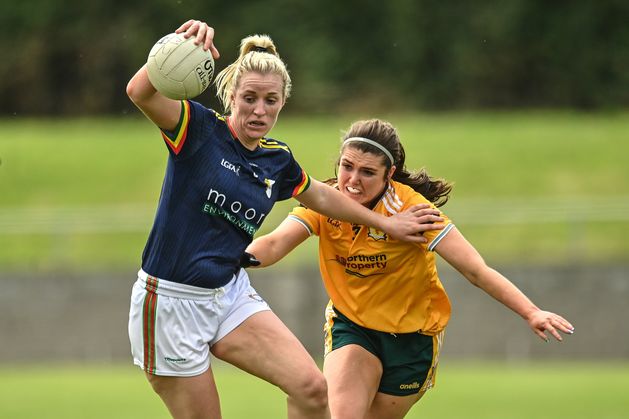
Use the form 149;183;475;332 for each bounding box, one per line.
1;0;627;115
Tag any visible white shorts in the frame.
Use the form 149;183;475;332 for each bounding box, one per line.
128;268;270;377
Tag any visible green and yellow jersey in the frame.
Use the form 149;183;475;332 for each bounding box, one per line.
288;180;453;334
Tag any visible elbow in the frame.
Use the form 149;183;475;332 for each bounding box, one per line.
461;261;489;288
126;79;135;102
126;68;156;106
126;78;143;105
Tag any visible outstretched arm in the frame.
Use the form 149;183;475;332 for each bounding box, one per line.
246;217;311;267
435;227;575;342
296;180;444;243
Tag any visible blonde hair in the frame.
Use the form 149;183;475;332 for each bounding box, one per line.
215;34;291;113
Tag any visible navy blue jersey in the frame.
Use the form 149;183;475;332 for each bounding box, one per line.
141;100;311;288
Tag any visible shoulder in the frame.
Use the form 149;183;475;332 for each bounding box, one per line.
259;137;292;154
288;205;322;235
183;100;225;129
381;181;431;213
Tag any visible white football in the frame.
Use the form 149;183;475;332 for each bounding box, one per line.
146;32;214;100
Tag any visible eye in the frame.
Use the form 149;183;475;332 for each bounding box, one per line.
341;163;352;170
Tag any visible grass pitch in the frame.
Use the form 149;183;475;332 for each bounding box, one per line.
0;361;626;418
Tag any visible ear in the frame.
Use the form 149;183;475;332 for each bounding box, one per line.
387;165;396;180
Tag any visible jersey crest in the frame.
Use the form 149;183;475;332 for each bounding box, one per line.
367;227;387;241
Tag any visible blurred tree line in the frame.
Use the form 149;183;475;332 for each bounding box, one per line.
1;0;627;116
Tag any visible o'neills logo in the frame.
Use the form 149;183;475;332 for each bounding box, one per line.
335;253;387;270
202;188;266;237
399;382;421;390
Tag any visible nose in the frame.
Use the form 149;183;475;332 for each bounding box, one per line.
347;170;360;186
253;99;266;116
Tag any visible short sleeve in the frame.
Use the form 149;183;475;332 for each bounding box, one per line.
403;193;454;252
276;149;311;201
159;100;217;160
287;205;321;236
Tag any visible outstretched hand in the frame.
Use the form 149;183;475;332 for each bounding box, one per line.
527;310;574;342
384;204;445;243
175;19;221;59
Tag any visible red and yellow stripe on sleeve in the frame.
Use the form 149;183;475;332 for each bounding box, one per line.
292;170;311;197
160;100;191;155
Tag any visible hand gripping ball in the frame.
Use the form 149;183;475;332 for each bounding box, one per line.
146;33;215;100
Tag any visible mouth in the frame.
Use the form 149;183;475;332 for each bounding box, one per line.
248;120;266;129
345;186;361;195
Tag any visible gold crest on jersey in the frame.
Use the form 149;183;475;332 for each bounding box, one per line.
367;227;387;241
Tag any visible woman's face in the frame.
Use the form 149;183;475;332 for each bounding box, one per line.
230;72;285;147
337;146;394;206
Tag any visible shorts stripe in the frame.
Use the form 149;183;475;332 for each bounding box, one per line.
142;276;159;374
419;330;445;393
323;302;336;355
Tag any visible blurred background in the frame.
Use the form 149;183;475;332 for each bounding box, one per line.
1;1;628;417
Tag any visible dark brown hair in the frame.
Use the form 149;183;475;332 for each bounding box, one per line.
330;119;453;207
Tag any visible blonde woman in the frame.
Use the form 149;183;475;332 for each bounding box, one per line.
126;21;443;419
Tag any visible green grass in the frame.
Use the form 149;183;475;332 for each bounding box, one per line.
0;361;626;418
1;112;628;271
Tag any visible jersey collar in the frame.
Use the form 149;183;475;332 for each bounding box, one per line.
225;116;261;151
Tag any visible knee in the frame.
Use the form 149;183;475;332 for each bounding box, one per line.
146;373;170;397
291;370;329;411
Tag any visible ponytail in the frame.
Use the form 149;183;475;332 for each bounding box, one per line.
215;34;291;113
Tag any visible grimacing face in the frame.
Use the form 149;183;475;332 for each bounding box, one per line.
229;72;285;148
337;146;395;206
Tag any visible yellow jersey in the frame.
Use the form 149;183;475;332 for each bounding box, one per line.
288;180;453;334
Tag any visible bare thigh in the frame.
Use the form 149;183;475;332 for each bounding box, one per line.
146;367;221;419
323;344;383;419
366;391;423;419
210;310;318;390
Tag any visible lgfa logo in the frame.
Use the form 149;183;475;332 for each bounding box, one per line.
221;159;240;176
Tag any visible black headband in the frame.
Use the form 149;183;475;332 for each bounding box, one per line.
251;46;268;53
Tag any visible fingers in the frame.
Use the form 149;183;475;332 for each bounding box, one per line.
416;224;445;234
546;324;563;342
534;329;549;342
553;315;575;336
208;36;220;59
406;204;437;215
417;214;444;225
405;204;444;224
175;20;220;58
400;234;428;244
532;312;575;342
175;19;196;34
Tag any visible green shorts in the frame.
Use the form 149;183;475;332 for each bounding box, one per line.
324;305;444;396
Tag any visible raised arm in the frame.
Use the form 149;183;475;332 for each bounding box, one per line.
296;179;444;243
435;227;575;342
246;217;311;267
126;20;220;130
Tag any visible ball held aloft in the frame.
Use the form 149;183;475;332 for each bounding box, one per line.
146;33;215;100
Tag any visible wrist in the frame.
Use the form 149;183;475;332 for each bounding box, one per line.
375;214;391;233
